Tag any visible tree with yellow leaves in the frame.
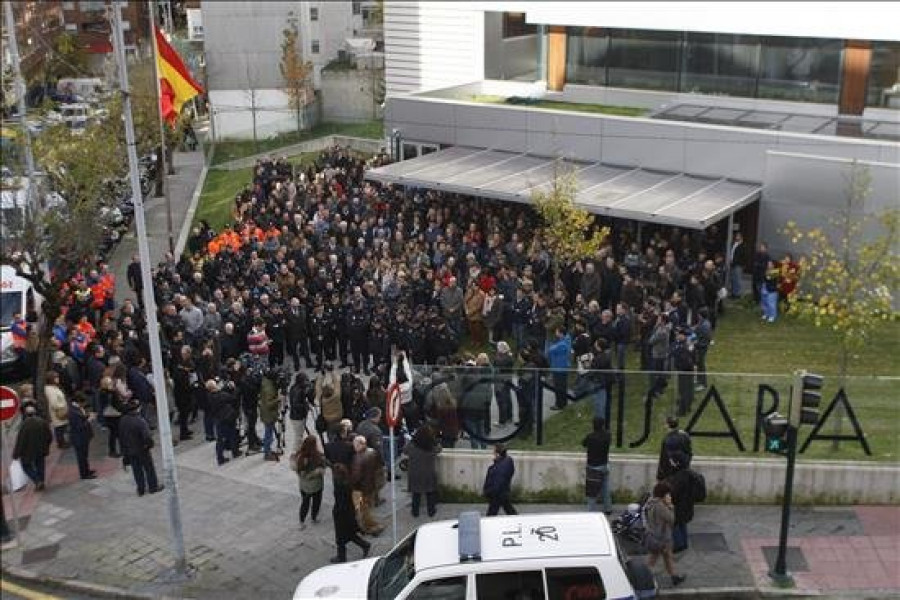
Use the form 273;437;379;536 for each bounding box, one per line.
782;163;900;447
532;161;610;285
280;13;315;136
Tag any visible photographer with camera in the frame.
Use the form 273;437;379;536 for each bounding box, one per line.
259;367;287;462
207;379;242;466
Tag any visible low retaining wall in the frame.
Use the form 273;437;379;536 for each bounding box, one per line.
436;450;900;505
214;135;384;171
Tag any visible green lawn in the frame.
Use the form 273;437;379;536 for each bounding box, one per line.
194;150;369;232
209;120;384;166
509;301;900;462
468;95;647;118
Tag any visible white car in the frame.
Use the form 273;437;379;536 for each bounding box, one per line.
294;511;657;599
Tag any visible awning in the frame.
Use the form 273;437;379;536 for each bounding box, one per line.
365;147;761;230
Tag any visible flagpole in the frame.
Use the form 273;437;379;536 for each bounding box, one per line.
149;0;175;254
111;1;187;575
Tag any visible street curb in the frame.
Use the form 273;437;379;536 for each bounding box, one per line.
2;564;191;599
174;160;208;257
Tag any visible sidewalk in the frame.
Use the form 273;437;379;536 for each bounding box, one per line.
110;149;206;305
3;418;898;599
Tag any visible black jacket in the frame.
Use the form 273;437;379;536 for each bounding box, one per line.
119;412;154;457
13;415;52;462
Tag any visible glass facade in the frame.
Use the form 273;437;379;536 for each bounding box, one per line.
867;42;900;108
566;28;876;107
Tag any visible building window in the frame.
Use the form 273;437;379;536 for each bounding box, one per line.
606;29;681;91
352;1;361;16
566;27;610;86
502;12;536;39
78;0;105;12
682;32;760;97
62;1;75;10
867;42;900;108
757;36;841;104
311;40;320;54
310;7;318;22
65;23;78;31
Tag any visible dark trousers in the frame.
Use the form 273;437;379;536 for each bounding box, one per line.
676;372;694;416
288;336;312;370
553;371;568;409
53;425;68;447
299;490;323;523
496;382;512;424
73;440;91;478
176;400;192;437
696;346;709;387
243;407;261;446
487;493;517;516
203;409;216;440
22;455;47;485
106;415;120;455
129;452;159;494
411;491;437;517
673;522;689;552
350;338;369;373
336;336;349;366
269;340;285;368
215;419;238;463
335;535;369;562
311;339;326;369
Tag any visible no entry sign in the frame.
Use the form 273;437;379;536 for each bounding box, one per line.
0;386;20;422
385;383;401;429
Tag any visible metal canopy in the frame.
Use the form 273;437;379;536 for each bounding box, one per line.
366;147;761;230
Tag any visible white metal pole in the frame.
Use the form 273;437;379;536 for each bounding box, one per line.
3;1;38;214
389;426;397;546
148;0;175;253
3;421;22;547
111;2;187;574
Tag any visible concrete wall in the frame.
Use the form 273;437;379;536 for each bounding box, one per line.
436;450;900;505
321;69;384;123
760;151;900;258
214;135;385;171
483;12;538;81
209;89;320;140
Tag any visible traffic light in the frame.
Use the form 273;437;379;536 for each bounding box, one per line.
790;370;824;427
763;411;790;454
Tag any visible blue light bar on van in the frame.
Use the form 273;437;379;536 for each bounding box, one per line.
457;511;481;562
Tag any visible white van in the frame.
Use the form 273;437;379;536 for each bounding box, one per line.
58;103;90;135
1;264;41;378
294;512;657;599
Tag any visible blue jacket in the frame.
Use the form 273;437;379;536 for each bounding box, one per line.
546;334;572;372
483;454;515;498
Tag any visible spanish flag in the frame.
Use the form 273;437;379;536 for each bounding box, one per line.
154;27;203;125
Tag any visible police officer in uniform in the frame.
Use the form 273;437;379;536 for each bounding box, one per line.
309;299;330;372
347;297;370;375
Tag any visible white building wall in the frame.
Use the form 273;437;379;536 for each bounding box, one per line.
384;1;485;96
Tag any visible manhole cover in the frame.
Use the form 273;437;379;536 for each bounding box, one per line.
761;546;809;572
21;543;60;565
689;532;729;552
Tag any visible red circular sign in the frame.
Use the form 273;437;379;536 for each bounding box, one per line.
385;383;401;429
0;386;21;422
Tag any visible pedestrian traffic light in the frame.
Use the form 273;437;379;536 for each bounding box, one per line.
763;411;790;454
790;370;824;427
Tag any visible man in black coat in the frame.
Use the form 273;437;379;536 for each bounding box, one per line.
285;297;311;370
12;403;53;491
206;380;242;465
483;444;517;516
119;400;163;496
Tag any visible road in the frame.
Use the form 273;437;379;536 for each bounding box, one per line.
0;576;103;600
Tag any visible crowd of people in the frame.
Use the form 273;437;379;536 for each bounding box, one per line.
7;143;796;571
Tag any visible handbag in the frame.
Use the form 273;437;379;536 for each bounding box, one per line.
10;459;29;491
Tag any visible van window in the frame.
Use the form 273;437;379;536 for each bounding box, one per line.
1;290;22;329
546;567;606;599
406;575;466;600
476;571;545;600
370;531;417;599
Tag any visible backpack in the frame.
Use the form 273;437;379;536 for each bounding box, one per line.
689;470;707;503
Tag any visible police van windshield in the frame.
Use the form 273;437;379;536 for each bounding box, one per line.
1;290;22;331
368;531;416;599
